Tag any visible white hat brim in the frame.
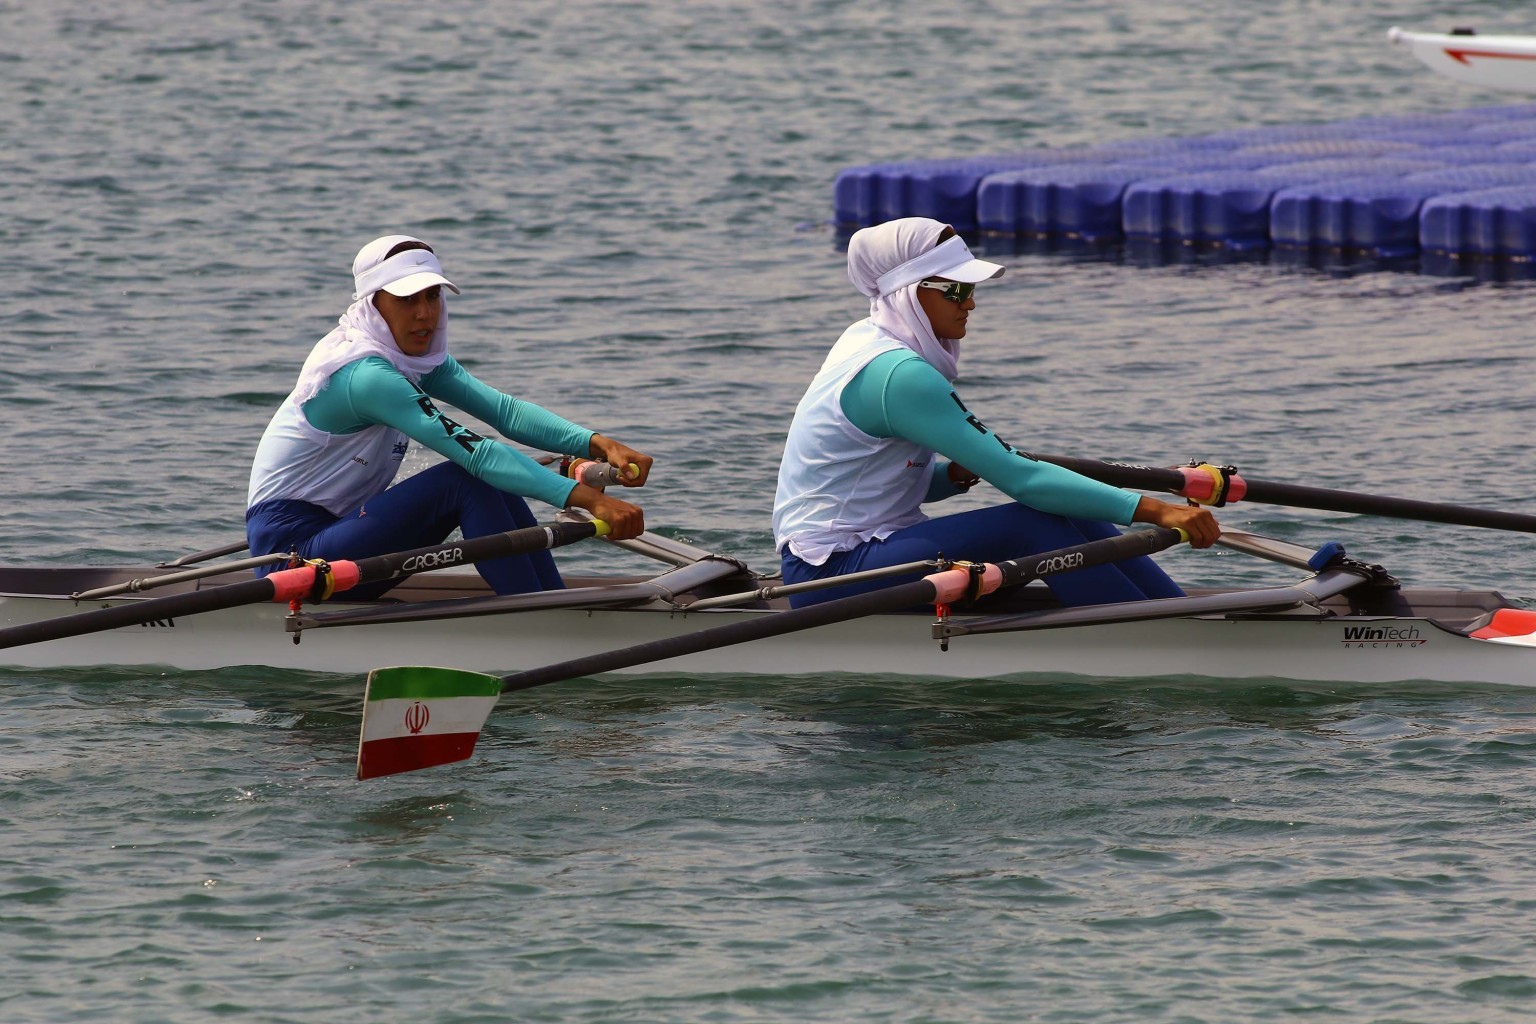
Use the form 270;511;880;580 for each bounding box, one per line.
935;256;1006;284
380;271;460;297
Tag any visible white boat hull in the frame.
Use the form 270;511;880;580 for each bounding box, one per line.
4;569;1535;688
1390;27;1536;94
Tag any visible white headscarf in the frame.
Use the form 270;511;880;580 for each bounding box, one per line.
845;218;1004;382
292;235;459;405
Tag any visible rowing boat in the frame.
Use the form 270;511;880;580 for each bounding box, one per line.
11;451;1536;780
1389;26;1536;94
4;527;1535;688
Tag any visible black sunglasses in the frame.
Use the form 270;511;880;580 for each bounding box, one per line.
916;280;975;303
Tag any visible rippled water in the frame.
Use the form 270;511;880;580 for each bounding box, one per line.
7;1;1536;1021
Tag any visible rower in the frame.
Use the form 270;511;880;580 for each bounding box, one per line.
771;217;1220;608
245;234;652;601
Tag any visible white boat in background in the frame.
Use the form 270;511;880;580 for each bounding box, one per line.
1389;26;1536;94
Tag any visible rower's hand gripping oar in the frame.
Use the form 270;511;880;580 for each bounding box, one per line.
0;519;610;653
355;526;1191;780
1037;452;1536;534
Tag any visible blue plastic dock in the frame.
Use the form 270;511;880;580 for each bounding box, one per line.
1121;160;1441;249
1271;165;1536;256
1421;184;1536;257
835;104;1536;262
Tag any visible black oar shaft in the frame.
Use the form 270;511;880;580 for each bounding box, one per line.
498;527;1184;693
0;520;605;654
990;527;1182;590
1235;478;1536;532
346;520;602;585
0;578;277;650
1037;453;1190;493
1037;453;1536;534
499;578;938;692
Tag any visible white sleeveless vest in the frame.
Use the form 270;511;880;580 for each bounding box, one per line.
773;320;935;564
246;394;408;516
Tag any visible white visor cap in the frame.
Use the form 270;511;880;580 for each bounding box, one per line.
351;235;461;300
873;235;1005;296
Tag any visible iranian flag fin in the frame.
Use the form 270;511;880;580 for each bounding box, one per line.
357;666;502;780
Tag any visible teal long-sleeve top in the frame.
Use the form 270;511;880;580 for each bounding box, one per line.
305;355;591;510
841;349;1141;523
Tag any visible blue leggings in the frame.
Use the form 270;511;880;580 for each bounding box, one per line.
780;503;1183;609
246;463;563;600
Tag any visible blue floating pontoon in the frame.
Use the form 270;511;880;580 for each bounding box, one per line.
1409;144;1536;165
834;152;1111;231
976;165;1154;240
1270;165;1536;256
1091;135;1243;156
1468;122;1536;143
1197;123;1366;146
976;150;1309;239
833;105;1536;268
1122;159;1442;249
1420;184;1536;257
1229;139;1422;160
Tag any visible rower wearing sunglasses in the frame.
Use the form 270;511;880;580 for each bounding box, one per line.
246;234;652;600
772;217;1219;609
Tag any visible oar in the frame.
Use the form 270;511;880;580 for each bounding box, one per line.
1036;452;1536;533
356;526;1189;780
0;519;609;652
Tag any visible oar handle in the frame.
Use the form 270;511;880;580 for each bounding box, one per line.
562;458;638;489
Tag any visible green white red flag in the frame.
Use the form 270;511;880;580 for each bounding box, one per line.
357;666;502;780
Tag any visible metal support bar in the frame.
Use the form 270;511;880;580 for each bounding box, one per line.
73;552;295;601
686;559;942;610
